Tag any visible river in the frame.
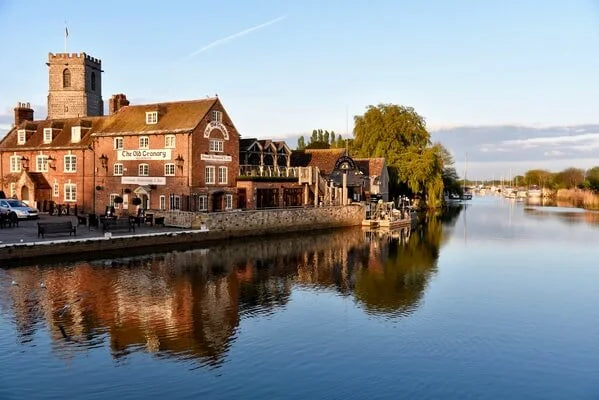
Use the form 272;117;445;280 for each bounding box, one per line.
1;197;598;399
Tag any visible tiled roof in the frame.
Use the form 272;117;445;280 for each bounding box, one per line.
240;138;259;150
94;98;217;135
290;148;346;175
354;157;386;177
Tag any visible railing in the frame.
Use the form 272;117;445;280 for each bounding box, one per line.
239;164;298;178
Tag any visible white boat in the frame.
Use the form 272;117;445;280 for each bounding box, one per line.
527;188;542;198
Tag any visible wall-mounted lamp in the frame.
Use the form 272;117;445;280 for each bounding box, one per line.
47;155;56;169
99;154;108;169
175;154;185;169
20;156;29;170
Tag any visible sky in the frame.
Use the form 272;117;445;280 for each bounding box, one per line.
1;0;599;179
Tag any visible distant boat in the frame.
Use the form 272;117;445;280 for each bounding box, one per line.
461;192;473;200
527;188;542;198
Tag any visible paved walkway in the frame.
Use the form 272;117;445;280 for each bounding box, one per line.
0;214;183;245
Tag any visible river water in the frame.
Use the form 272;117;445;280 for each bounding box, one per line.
1;197;598;399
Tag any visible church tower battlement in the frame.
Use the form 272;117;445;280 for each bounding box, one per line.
47;52;103;119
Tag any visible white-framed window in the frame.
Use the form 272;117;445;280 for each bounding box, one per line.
170;195;181;210
10;155;21;173
164;163;175;176
64;155;77;173
225;194;233;210
114;137;123;149
146;111;158;124
218;166;228;184
53;181;59;197
43;128;53;144
36;155;49;172
205;166;215;184
109;193;120;208
10;183;16;198
71;126;81;143
138;163;149;176
64;183;77;202
165;135;175;148
211;110;222;122
199;195;207;211
17;130;26;145
159;195;166;210
113;163;123;176
209;139;223;152
139;136;149;149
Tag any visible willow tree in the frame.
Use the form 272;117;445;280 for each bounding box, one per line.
352;104;445;207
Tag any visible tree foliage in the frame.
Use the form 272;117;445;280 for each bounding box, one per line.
352;104;448;207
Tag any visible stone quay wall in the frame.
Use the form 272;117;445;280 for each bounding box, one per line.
164;204;364;236
0;205;364;263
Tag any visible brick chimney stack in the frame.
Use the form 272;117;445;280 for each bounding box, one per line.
108;94;130;115
14;102;34;126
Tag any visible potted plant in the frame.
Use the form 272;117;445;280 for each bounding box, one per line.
131;197;142;206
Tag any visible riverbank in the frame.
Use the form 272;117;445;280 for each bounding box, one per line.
555;188;599;210
0;204;364;264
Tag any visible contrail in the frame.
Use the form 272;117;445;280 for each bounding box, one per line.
187;15;286;58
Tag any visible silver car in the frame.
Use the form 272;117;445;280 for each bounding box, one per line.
0;199;39;219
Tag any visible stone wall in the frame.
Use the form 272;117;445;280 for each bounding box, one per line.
164;204;364;235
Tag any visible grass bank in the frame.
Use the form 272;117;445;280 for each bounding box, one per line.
555;188;599;210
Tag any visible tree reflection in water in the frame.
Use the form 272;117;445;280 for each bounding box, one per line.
1;207;463;366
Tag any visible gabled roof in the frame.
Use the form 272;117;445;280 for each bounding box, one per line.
354;158;386;177
240;138;261;151
94;98;218;136
290;148;346;175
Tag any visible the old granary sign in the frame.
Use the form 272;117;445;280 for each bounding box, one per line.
117;149;172;161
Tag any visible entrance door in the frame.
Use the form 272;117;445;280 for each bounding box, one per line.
213;192;224;212
139;194;149;210
20;186;30;205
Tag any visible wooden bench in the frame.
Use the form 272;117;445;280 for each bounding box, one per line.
102;218;135;233
37;221;76;238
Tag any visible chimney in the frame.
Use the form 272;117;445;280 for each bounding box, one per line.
108;94;130;115
14;102;34;126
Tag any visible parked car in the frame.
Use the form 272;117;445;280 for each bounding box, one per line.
0;199;39;219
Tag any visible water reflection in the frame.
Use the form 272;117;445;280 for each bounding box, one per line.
1;209;461;366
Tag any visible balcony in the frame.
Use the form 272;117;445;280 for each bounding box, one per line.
239;164;298;178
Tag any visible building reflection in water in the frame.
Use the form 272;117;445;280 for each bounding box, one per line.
1;207;462;366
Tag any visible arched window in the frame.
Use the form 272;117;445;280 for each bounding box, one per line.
63;69;71;88
91;71;96;91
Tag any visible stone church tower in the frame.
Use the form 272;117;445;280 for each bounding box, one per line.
46;52;103;119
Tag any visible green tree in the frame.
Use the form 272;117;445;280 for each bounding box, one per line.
585;166;599;191
297;136;306;150
324;130;330;144
352;104;444;207
311;130;318;144
524;169;553;188
330;131;336;144
554;167;585;189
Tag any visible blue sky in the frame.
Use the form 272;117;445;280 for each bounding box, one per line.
1;0;599;178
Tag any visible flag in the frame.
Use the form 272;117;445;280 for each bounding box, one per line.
65;26;69;38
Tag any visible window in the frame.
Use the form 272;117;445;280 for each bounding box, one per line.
211;110;222;122
164;163;175;176
199;195;207;211
64;155;77;173
10;155;21;173
109;194;121;208
17;130;26;145
139;136;149;149
145;111;158;124
218;166;228;184
10;183;16;198
205;166;215;184
159;195;166;210
138;163;149;176
36;155;49;172
209;139;223;152
114;137;123;149
113;163;123;176
43;128;53;144
53;181;59;197
165;135;175;148
71;126;81;143
63;69;71;88
91;71;96;91
64;184;76;202
170;194;181;210
225;194;233;210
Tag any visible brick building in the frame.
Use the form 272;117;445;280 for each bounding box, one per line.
0;52;240;215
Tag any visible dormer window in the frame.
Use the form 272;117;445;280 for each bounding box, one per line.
17;129;26;145
146;111;158;124
211;110;222;123
71;126;81;143
43;128;53;144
